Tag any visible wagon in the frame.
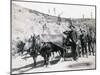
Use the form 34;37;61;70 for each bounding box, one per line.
35;22;72;54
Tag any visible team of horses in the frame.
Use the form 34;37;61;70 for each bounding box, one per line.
17;35;66;67
16;27;96;67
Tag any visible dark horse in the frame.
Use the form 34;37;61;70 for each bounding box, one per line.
39;42;51;67
39;42;66;67
17;35;66;67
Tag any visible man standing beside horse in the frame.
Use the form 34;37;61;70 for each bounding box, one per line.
63;25;78;60
69;25;79;60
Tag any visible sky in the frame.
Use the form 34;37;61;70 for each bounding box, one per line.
12;1;95;18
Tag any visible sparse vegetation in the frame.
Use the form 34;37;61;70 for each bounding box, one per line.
12;3;95;56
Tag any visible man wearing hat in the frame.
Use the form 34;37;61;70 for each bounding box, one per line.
63;25;78;60
69;25;78;60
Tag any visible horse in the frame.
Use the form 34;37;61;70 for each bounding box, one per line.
39;42;66;67
23;35;40;67
39;42;52;67
16;40;25;55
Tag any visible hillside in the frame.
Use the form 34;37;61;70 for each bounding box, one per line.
12;3;72;41
12;3;72;54
12;3;95;55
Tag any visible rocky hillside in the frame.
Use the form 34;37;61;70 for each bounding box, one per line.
12;3;95;56
12;3;72;41
12;3;72;54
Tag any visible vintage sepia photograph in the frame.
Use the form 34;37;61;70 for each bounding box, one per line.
11;0;96;74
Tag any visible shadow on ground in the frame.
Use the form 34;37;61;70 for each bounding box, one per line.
12;56;61;73
12;53;75;73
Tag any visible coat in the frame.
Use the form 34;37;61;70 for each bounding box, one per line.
69;30;78;43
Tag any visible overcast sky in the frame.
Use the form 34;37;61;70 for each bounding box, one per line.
12;1;95;18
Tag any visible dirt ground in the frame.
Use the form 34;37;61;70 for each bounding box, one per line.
12;54;96;74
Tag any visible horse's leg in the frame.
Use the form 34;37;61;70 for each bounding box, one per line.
45;53;51;67
21;49;24;56
57;51;59;56
63;50;66;61
59;50;64;62
52;52;54;58
45;54;49;67
58;50;61;56
45;56;48;67
32;56;36;67
43;56;47;67
51;51;54;60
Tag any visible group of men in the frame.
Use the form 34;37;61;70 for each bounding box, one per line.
63;25;95;60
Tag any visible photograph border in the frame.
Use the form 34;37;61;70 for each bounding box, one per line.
10;0;96;74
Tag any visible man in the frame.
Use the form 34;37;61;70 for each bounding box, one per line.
69;26;79;60
63;25;78;60
87;28;94;55
80;30;88;57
